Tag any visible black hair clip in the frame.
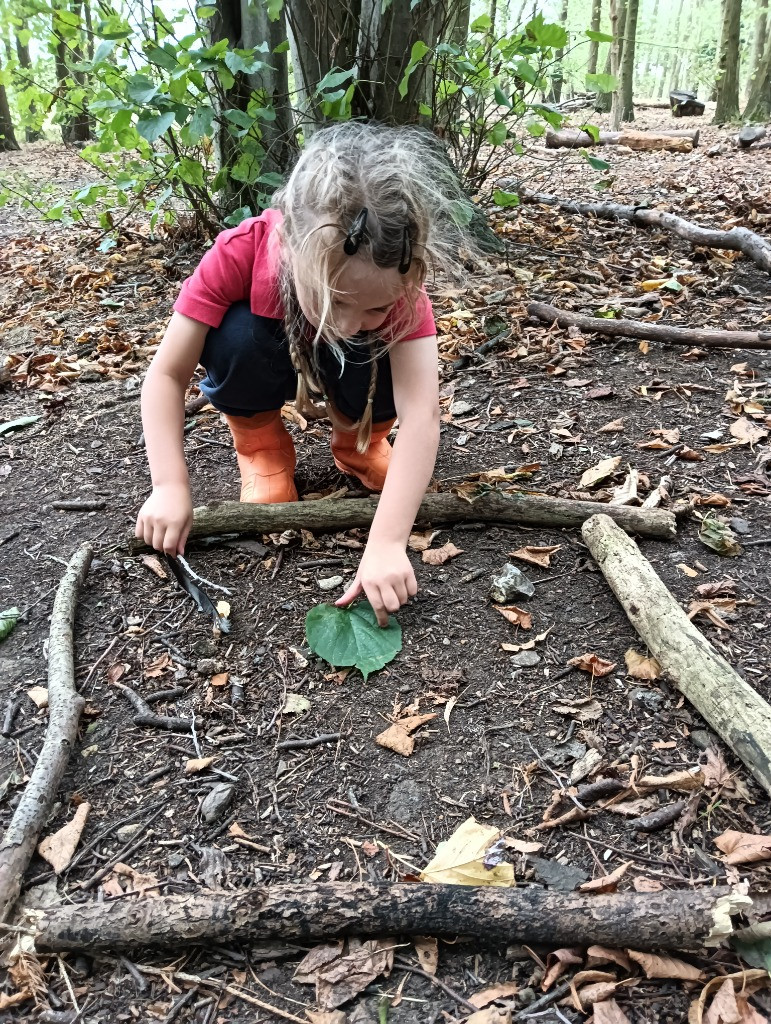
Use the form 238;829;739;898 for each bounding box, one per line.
343;208;368;255
398;225;412;275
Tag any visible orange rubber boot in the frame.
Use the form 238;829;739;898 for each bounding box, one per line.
331;417;396;491
224;412;298;503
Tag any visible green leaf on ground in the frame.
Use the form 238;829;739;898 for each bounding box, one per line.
493;189;520;208
305;602;402;681
0;607;19;643
0;416;41;436
699;518;742;557
732;936;771;972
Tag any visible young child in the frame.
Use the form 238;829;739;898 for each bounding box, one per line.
135;122;470;626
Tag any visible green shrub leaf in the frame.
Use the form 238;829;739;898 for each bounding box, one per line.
305;602;402;681
0;608;19;643
586;72;617;94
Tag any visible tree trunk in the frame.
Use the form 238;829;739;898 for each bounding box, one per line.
743;20;771;121
587;0;602;76
608;0;624;127
713;0;742;123
285;0;360;124
620;0;639;121
35;883;744;954
13;13;41;142
596;0;624;114
545;127;697;151
547;0;569;104
656;0;684;99
449;0;471;45
672;0;696;90
0;55;19;151
750;3;768;81
64;1;91;143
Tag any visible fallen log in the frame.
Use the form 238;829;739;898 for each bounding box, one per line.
34;882;748;953
670;91;705;117
545;128;698;151
128;491;677;553
582;514;771;797
509;189;771;275
528;301;771;350
0;543;93;921
737;126;767;149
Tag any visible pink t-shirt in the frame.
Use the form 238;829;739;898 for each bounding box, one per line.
173;208;436;340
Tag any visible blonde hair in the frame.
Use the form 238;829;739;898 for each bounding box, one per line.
272;121;473;452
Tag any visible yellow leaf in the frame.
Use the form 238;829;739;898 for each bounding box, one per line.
420;816;514;887
624;649;662;680
579;456;621;488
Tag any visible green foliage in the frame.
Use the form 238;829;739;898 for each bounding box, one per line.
0;607;19;643
586;72;617;94
305;602;402;682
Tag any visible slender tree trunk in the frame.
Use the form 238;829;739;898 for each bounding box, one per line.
488;0;497;34
743;28;771;121
13;22;41;142
449;0;471;45
713;0;742;122
638;0;658;93
0;55;20;151
656;0;684;99
620;0;639;120
66;0;91;142
596;0;625;112
548;0;569;103
587;0;602;76
672;0;695;89
285;0;360;123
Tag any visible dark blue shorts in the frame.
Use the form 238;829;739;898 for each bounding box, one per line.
198;302;397;422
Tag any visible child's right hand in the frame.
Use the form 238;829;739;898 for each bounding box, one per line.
135;483;193;556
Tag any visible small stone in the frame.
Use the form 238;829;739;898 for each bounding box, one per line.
530;855;589;891
629;687;664;713
196;658;221;675
318;575;344;590
509;650;541;668
490;564;535;603
729;517;751;535
450;399;475;417
517;987;536;1006
116;823;141;841
542;739;586;769
199;782;234;823
691;729;714;751
385;779;424;824
701;429;724;441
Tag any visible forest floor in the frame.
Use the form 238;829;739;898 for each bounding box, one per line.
0;105;770;1024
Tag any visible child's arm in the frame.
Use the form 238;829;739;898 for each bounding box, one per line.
135;312;210;555
336;336;440;626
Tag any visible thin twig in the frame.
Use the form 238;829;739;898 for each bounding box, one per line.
276;732;344;751
392;957;478;1013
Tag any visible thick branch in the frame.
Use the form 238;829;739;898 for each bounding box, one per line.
35;882;745;953
128;492;677;552
0;543;93;921
528;302;771;350
546;128;699;151
582;514;771;797
511;190;771;275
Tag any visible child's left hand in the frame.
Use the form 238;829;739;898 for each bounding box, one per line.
335;542;417;627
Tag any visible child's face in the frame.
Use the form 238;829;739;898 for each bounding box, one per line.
295;258;406;340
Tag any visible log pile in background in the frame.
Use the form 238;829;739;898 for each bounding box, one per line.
545;127;699;152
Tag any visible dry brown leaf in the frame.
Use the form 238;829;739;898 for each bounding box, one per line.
651;427;681;444
580;456;621;488
623;649;661;680
632;876;663;892
730;416;768;446
574;981;621;1010
305;1011;346;1024
503;838;543;854
470;981;519;1008
315;938;395;1010
567;653;617;677
678;563;700;577
578;861;631;894
586;946;633;971
691;971;769;1024
106;663;127;684
591;999;633;1024
37;802;90;874
551;697;603;720
702;746;733;789
494;605;533;630
713;829;771;865
420;816;514;887
688;598;737;630
695;578;737;598
26;685;49;709
111;861;162;894
598;418;625;433
509;545;561;568
637;438;673;450
627;950;703;981
605;797;658;817
693;493;732;508
375;713;436;757
422;541;464;565
143;653;171;678
185;756;215;774
542;947;583;991
703;978;741;1024
414;936;438;976
0;992;32;1010
210;672;229;687
408;529;441;552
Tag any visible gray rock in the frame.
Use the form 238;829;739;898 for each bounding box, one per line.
318;575;344;590
691;729;714;751
530;855;589;891
629;687;664;713
490;564;535;603
199;782;234;823
729;517;751;535
116;823;141;841
386;779;425;824
450;399;475;417
510;650;541;668
542;739;586;768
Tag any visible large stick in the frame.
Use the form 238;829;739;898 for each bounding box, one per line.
582;514;771;797
545;128;699;151
35;883;746;954
128;491;677;552
0;543;93;921
510;190;771;275
528;301;771;350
